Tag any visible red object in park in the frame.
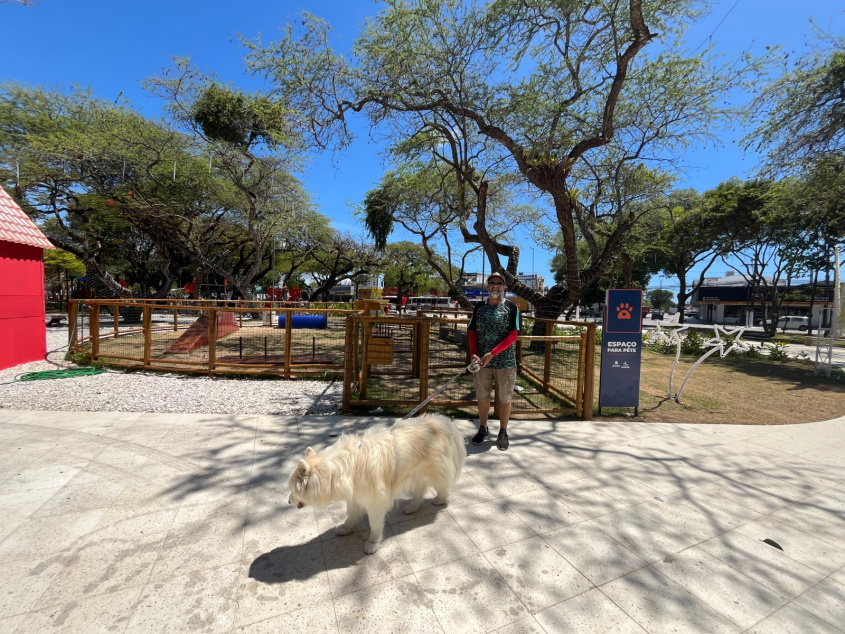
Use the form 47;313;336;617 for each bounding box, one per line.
166;312;239;354
0;186;55;370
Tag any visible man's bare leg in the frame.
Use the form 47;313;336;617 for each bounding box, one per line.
478;399;490;427
498;401;511;431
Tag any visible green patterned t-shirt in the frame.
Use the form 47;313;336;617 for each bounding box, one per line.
467;300;520;369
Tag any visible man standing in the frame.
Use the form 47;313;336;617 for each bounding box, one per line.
468;271;520;450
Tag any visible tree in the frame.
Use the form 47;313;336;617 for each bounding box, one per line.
0;83;197;301
705;179;807;334
647;289;675;310
144;62;311;300
380;241;450;305
362;162;533;309
303;232;382;301
0;79;319;302
745;31;845;174
43;248;85;310
653;189;723;323
247;0;751;328
765;161;845;333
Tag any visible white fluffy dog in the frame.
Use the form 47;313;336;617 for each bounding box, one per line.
287;414;466;554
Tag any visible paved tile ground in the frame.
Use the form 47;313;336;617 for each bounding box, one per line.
0;409;843;633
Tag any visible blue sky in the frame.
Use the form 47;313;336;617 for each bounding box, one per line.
2;0;843;296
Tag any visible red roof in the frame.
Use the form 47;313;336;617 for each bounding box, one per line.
0;186;54;249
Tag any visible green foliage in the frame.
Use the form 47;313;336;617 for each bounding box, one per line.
0;80;320;301
647;289;676;310
680;329;705;356
744;345;765;360
44;248;85;278
643;332;676;355
363;186;394;250
521;317;534;336
192;84;290;149
64;350;105;369
246;0;751;319
764;342;790;362
746;33;845;171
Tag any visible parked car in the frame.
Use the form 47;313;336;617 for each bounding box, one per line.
684;309;698;318
650;309;664;320
762;315;809;331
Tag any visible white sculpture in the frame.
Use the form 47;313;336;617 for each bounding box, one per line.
650;324;751;403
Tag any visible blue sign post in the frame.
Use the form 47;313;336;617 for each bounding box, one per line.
599;289;644;415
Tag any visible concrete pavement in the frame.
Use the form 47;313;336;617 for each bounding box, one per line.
0;409;843;633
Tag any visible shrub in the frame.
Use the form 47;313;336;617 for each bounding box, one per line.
744;345;765;359
765;342;790;362
680;329;705;356
643;330;677;355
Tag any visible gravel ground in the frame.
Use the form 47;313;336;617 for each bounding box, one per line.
0;329;342;415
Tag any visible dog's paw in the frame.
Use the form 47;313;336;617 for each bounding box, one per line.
363;540;381;554
432;496;448;506
335;524;354;536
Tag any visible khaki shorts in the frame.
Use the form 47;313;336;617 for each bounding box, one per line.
473;367;517;403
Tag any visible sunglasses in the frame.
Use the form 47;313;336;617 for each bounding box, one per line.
487;281;504;286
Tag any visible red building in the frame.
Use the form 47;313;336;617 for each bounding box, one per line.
0;186;55;370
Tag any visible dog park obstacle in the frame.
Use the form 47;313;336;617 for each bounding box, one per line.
277;313;328;329
166;312;239;353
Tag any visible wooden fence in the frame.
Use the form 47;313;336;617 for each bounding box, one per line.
69;300;596;418
343;314;596;419
68;299;354;377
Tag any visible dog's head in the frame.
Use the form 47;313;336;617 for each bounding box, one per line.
288;447;317;509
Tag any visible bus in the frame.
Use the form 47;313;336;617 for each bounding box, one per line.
405;296;455;313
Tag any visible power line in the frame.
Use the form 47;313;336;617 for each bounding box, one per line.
691;0;743;54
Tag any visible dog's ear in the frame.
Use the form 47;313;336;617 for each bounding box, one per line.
295;459;310;490
305;446;316;457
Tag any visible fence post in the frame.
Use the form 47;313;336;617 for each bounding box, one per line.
583;324;596;420
114;303;120;338
90;304;100;360
576;332;587;418
68;301;78;350
353;319;361;388
360;318;372;398
143;305;152;366
543;320;553;392
342;317;353;414
418;319;430;413
284;309;293;379
173;300;178;331
208;308;217;373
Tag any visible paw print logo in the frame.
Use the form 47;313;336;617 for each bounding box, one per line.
616;303;632;320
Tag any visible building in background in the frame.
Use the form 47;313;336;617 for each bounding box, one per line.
460;272;545;297
692;272;836;328
0;186;55;370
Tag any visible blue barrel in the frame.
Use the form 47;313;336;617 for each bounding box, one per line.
278;314;328;329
